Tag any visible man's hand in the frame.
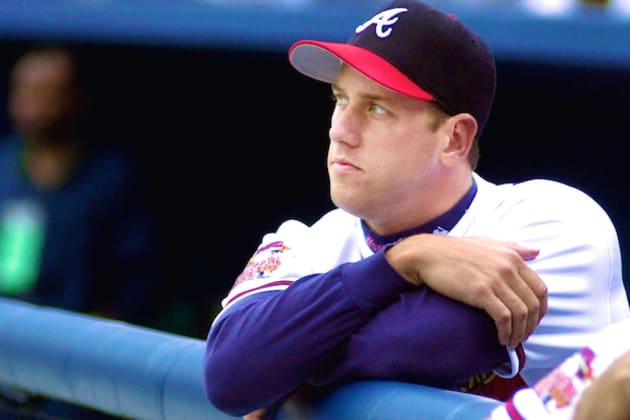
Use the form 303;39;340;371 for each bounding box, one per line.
573;350;630;420
385;234;548;348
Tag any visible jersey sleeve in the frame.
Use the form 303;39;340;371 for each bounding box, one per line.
203;245;415;417
308;286;511;388
214;219;312;318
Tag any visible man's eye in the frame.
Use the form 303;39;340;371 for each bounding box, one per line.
369;104;386;115
332;95;348;107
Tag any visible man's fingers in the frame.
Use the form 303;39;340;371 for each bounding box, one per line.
487;292;530;348
517;261;548;338
495;246;547;345
500;240;540;261
488;264;546;347
483;295;514;347
522;264;548;322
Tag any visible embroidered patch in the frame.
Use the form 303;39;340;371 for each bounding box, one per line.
534;347;596;411
234;241;289;286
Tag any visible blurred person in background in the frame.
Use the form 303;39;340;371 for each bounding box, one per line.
0;44;162;418
0;43;161;324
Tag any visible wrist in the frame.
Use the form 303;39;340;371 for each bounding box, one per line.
384;234;430;287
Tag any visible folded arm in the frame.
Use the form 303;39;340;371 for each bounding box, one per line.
203;251;412;416
205;235;547;417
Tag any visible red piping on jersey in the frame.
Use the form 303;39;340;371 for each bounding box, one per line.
505;398;524;420
226;280;294;306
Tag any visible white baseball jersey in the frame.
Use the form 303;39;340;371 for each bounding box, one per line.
214;172;630;388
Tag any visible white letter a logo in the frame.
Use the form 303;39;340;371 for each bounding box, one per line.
355;7;408;38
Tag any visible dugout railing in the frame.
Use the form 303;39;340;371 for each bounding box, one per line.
0;297;501;419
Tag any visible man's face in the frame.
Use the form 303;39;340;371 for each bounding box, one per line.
327;65;450;234
8;51;79;137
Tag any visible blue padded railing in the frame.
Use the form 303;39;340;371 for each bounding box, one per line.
0;297;501;419
0;297;234;419
273;380;502;420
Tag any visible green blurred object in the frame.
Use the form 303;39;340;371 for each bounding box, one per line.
0;200;45;295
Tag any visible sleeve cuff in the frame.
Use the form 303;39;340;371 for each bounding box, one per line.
495;343;525;378
340;248;416;312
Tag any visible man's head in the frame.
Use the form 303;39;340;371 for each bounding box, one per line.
288;0;496;161
287;0;495;233
8;45;86;140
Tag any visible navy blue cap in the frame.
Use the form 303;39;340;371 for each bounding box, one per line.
288;0;496;138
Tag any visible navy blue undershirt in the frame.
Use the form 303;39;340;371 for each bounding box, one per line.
362;177;478;252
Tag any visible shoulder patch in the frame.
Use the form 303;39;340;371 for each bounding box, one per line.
234;241;289;286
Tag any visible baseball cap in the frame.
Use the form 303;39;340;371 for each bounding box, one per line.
288;0;496;138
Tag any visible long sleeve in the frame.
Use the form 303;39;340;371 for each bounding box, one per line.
203;247;511;416
309;286;508;388
203;250;413;416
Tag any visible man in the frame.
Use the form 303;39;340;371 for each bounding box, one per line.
203;0;630;417
0;45;160;418
0;44;159;323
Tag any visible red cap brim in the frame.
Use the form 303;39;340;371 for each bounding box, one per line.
288;39;434;101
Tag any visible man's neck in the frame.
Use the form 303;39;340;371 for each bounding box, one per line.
22;136;85;190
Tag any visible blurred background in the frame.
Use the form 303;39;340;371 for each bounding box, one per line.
0;0;628;341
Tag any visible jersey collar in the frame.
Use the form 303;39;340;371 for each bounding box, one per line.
362;177;478;252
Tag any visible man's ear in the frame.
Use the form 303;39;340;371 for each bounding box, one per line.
442;113;478;164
